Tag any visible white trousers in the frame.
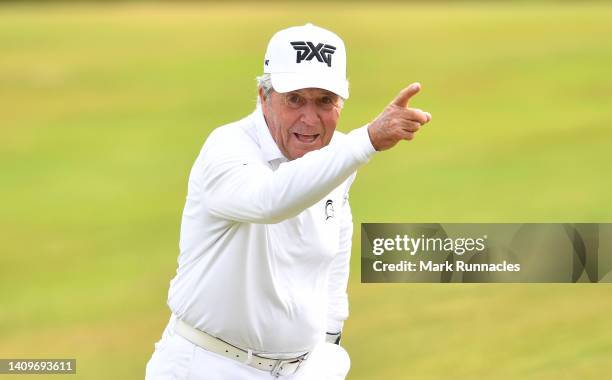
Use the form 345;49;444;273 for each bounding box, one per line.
145;315;350;380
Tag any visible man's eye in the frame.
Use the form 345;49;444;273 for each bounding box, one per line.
320;96;333;104
287;94;302;104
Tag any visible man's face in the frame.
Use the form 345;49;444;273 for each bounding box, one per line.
260;88;342;160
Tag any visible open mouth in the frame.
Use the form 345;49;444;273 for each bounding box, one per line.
293;133;319;143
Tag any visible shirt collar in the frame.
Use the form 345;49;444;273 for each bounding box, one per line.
253;104;286;163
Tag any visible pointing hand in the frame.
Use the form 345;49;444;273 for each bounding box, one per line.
367;83;432;151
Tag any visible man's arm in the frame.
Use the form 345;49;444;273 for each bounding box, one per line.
201;127;374;224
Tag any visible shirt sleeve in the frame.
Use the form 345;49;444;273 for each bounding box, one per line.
200;126;375;224
326;173;355;334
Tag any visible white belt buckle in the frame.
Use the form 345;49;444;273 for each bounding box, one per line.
270;352;308;378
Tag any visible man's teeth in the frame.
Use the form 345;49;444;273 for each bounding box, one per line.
294;133;318;143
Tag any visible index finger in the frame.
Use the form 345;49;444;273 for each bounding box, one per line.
391;82;421;108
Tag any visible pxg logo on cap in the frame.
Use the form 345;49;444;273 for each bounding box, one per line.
263;23;349;99
290;41;337;67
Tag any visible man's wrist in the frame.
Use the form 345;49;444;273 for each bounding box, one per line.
366;123;381;151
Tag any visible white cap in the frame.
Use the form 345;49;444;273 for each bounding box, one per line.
263;23;349;99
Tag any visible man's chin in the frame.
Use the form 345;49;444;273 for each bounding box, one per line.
288;145;322;160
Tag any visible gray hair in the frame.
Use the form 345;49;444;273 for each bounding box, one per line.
256;73;274;105
256;73;345;108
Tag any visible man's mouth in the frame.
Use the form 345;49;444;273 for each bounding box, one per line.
293;133;319;143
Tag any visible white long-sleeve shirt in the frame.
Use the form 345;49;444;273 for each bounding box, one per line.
167;105;376;355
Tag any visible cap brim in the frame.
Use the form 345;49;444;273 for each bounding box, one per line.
270;72;349;99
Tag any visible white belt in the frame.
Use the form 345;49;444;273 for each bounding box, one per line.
173;319;309;377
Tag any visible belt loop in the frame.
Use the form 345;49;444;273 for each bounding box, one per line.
244;349;253;365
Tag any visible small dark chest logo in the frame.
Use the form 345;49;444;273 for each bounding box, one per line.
290;41;336;67
325;199;335;220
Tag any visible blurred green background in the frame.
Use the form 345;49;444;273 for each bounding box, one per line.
1;1;612;379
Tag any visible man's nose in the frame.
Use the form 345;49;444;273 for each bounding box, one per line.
300;101;320;126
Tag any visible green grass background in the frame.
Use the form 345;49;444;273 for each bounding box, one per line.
1;2;612;379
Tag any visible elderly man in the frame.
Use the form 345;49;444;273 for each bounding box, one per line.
145;23;431;379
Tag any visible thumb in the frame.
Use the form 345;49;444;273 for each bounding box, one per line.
391;82;421;108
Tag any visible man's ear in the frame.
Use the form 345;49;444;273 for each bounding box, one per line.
258;88;267;109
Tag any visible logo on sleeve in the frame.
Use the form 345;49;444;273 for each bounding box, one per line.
325;199;335;220
290;41;336;67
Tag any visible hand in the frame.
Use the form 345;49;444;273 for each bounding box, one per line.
367;83;432;151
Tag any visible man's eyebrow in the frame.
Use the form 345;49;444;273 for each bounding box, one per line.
315;90;338;98
287;90;305;96
288;89;338;97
